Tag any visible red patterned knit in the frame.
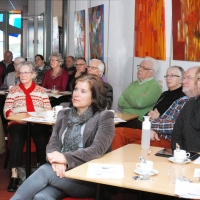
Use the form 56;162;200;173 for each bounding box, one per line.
4;83;51;118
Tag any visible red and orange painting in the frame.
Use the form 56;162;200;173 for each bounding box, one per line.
172;0;200;61
134;0;166;60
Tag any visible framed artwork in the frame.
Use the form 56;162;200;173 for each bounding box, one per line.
172;0;200;61
88;4;104;60
74;10;85;58
134;0;166;60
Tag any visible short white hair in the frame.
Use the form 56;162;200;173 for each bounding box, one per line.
144;56;160;75
89;59;105;73
14;57;25;63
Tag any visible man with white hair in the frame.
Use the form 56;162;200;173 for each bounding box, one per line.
118;56;162;129
87;59;113;109
1;57;25;89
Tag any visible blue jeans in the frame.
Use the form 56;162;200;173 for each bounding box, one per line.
11;163;96;200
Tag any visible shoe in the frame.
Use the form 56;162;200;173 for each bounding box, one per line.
7;178;19;192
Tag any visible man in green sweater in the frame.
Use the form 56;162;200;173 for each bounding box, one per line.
118;56;161;129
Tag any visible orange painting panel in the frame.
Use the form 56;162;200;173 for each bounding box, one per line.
172;0;200;61
134;0;166;60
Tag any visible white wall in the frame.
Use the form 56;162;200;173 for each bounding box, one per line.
65;0;200;110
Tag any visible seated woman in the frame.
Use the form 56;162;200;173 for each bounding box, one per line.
0;57;25;89
34;54;50;85
42;52;69;107
42;52;68;91
148;65;185;119
11;74;115;200
113;66;185;150
4;61;52;192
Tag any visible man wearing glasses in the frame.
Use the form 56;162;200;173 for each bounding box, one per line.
118;56;161;129
67;57;88;91
87;59;113;109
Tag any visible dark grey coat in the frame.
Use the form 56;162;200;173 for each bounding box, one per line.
46;109;115;170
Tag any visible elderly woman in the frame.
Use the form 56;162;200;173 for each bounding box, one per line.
11;74;115;200
41;52;69;91
148;65;185;120
4;61;52;192
34;54;50;85
0;57;25;89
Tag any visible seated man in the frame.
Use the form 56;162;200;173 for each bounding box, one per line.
87;58;113;109
68;57;88;91
0;57;25;89
113;67;198;150
171;67;200;152
118;56;161;129
64;56;76;90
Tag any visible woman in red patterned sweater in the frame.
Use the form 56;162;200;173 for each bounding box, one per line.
4;61;52;192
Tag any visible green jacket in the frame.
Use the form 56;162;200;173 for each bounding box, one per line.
118;79;162;121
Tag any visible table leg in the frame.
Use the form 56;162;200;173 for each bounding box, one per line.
26;122;31;178
95;184;101;200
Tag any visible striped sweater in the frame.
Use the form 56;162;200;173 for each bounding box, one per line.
4;84;51;118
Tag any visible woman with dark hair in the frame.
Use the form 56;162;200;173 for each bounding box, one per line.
11;74;115;200
34;54;50;85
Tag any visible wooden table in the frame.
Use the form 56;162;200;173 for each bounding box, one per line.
65;144;199;198
115;113;138;125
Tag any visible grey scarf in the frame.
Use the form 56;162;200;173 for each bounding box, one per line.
61;106;93;152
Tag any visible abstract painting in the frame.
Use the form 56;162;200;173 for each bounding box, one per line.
74;10;85;58
88;4;104;60
172;0;200;61
134;0;166;60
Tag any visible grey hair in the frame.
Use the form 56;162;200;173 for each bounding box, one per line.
17;61;37;79
49;52;63;64
14;57;25;63
89;59;105;75
167;66;185;80
144;56;160;75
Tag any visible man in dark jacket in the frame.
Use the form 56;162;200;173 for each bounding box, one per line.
0;51;15;85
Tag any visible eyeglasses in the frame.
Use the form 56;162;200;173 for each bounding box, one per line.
164;75;180;78
137;65;153;71
50;59;58;62
19;72;32;75
35;59;42;61
75;63;85;67
87;66;98;70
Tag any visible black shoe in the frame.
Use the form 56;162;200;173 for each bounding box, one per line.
7;178;19;192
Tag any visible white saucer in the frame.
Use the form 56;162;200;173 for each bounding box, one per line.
168;157;191;164
134;169;158;176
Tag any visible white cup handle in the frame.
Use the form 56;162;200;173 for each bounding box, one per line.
136;163;140;169
186;152;190;158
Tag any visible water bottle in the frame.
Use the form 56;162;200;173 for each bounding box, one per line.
141;116;151;150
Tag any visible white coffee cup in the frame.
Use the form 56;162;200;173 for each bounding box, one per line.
46;110;54;120
55;106;63;116
174;150;190;162
135;160;153;173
